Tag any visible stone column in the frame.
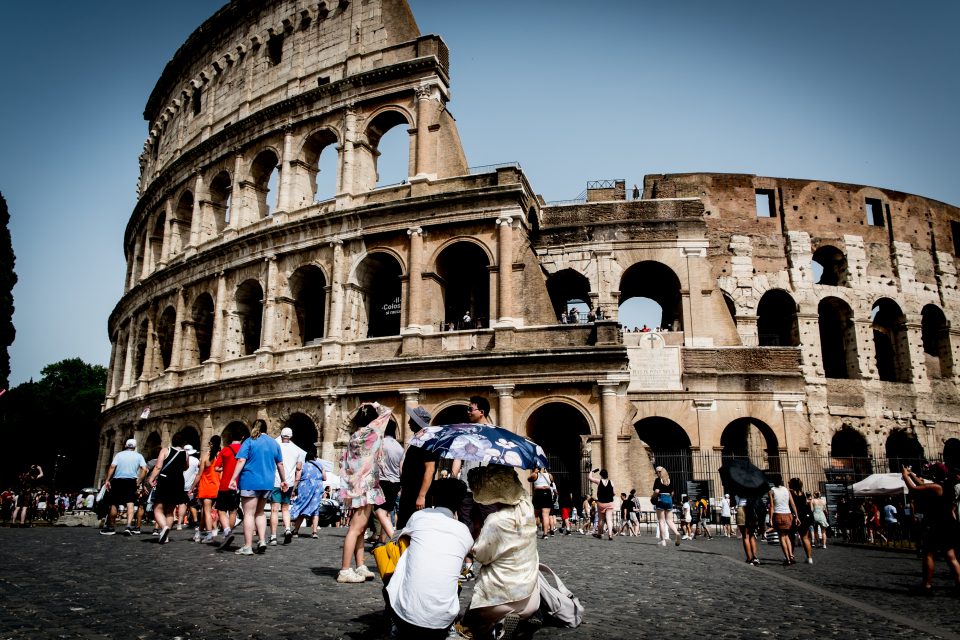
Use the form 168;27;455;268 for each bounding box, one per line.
399;388;420;445
140;231;153;280
209;272;228;365
227;152;244;231
406;227;423;330
139;315;157;384
414;85;435;179
326;240;345;340
169;288;186;372
259;255;279;352
277;127;294;212
94;434;109;486
121;329;136;390
159;199;173;267
128;240;142;290
493;384;516;433
188;172;203;250
321;394;339;462
597;381;621;486
496;213;516;326
339;105;358;199
105;341;119;399
201;412;214;458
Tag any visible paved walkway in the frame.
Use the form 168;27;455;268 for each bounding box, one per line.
0;527;957;639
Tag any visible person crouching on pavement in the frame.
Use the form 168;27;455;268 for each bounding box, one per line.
455;465;540;639
385;478;473;639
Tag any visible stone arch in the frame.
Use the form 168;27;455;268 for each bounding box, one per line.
722;291;737;327
434;240;491;330
133;318;149;379
221;420;250;443
757;289;799;347
299;127;340;205
144;431;162;461
185;292;215;366
156;305;177;370
432;401;469;426
546;269;591;322
944;438;960;469
921;304;953;379
525;401;592;501
247;147;281;219
205;169;232;237
149;209;166;271
720;417;781;473
284;412;320;459
812;244;848;286
288;264;327;346
634;416;693;490
176;425;201;451
885;428;924;472
818;296;858;379
619;261;683;332
871;298;911;383
352;250;403;338
172;190;194;254
361;108;413;190
235;279;265;355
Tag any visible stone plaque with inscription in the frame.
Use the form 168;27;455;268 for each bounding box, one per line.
627;333;682;391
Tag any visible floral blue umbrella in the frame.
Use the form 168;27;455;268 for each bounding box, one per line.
409;423;549;470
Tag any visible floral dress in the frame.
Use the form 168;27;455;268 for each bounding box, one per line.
339;407;391;509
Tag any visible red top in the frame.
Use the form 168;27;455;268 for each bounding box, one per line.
214;443;242;491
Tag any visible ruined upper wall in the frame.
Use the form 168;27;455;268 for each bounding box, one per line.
643;173;960;285
140;0;433;190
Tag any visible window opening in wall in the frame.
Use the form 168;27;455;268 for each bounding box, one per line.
951;221;960;256
374;125;408;187
436;242;490;330
811;246;847;286
267;166;280;215
618;261;683;332
755;189;775;218
546;269;592;323
865;198;884;226
267;33;284;65
757;289;799;347
192;87;202;116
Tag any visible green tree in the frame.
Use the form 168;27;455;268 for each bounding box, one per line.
0;358;106;490
0;192;16;390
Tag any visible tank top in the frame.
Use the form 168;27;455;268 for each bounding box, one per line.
597;479;614;503
771;486;791;514
533;472;551;490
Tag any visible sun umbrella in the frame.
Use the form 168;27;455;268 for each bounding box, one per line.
852;473;907;496
719;458;769;497
409;423;549;470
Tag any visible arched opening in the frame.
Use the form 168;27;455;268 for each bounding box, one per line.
173;191;194;254
176;426;201;451
720;417;781;475
150;212;165;269
302;129;339;204
885;429;924;472
284;413;319;459
436;242;490;330
207;170;232;233
634;417;693;492
757;289;799;347
289;265;327;346
818;297;858;379
871;298;911;383
921;304;952;379
830;427;872;477
355;252;402;338
366;110;410;189
235;280;264;355
944;438;960;469
249;150;280;219
546;269;591;323
619;261;682;332
188;293;215;365
144;431;162;462
221;421;250;444
134;318;149;379
156;305;177;370
526;403;591;500
812;245;847;286
432;403;470;426
722;292;737;329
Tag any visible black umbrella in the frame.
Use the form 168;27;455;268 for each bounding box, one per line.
719;458;769;497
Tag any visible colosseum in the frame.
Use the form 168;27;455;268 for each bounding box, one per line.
98;0;960;507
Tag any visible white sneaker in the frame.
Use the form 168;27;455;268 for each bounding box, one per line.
659;539;667;546
806;558;813;564
355;565;375;580
337;568;365;583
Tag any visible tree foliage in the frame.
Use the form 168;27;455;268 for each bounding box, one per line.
0;192;17;390
0;358;107;490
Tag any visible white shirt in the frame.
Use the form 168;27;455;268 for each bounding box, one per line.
720;497;731;517
385;507;473;629
379;436;404;483
275;440;307;486
183;455;200;491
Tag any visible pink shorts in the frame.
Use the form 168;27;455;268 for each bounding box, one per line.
598;501;614;515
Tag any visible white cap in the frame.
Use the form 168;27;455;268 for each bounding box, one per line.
280;427;293;438
183;444;195;453
125;438;137;449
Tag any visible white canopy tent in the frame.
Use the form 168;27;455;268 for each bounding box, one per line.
852;473;907;496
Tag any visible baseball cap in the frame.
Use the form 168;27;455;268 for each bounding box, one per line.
125;438;137;449
183;444;195;453
281;427;293;438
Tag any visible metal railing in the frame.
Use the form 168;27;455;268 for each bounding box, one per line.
468;162;521;175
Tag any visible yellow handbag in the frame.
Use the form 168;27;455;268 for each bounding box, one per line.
372;538;409;580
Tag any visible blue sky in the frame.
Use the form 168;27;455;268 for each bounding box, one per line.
1;1;958;385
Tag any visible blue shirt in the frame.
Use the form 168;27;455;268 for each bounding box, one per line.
111;450;147;479
237;436;283;491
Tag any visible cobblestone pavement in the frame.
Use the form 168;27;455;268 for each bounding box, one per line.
0;526;957;639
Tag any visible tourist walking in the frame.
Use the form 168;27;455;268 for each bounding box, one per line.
720;494;733;537
789;478;814;563
373;420;403;542
695;496;713;539
736;493;762;565
652;466;681;546
147;432;189;544
337;403;390;583
290;453;326;538
191;435;222;543
396;406;438;529
101;439;148;535
589;468;615;540
12;465;43;527
213;433;243;549
768;475;798;565
269;427;306;545
901;463;960;595
810;491;829;548
228;419;286;556
529;466;554;539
